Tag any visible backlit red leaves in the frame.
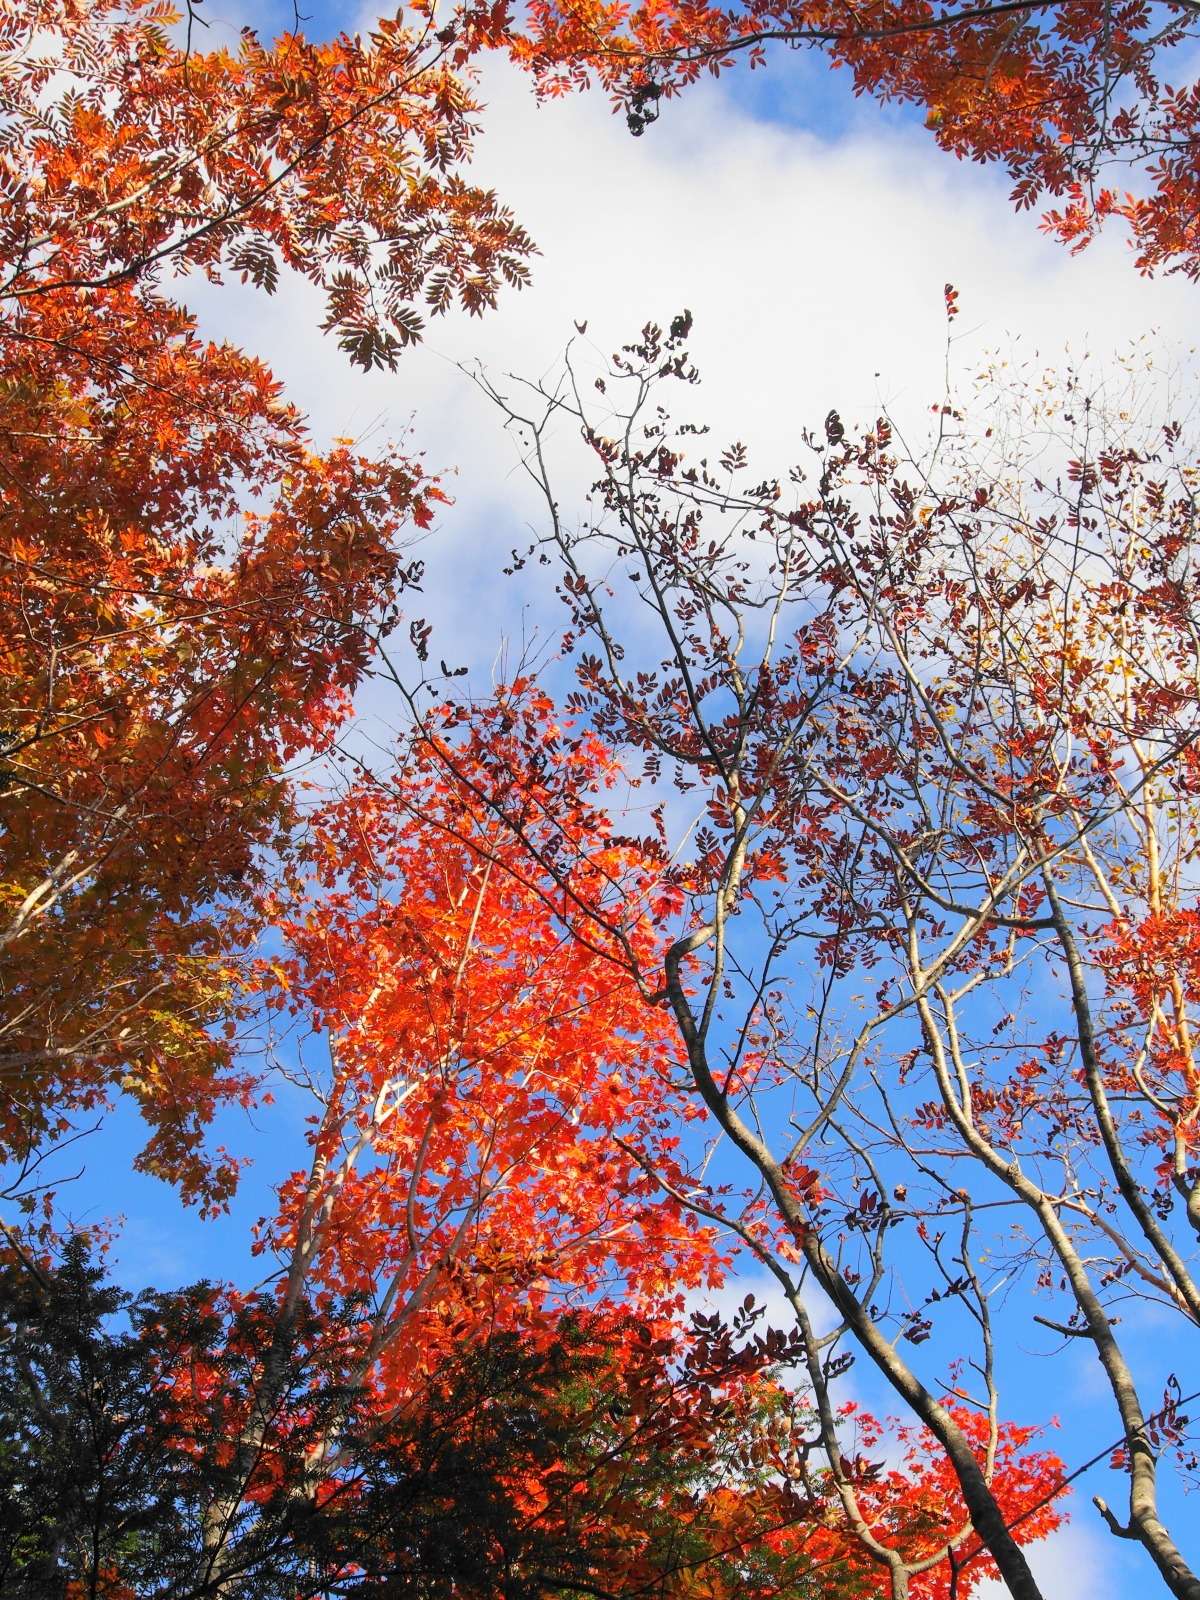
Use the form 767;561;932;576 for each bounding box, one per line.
256;709;719;1393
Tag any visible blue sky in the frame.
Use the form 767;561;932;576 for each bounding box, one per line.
37;5;1200;1594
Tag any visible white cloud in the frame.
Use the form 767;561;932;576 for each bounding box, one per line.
209;53;1199;441
688;1265;804;1332
686;1265;918;1471
182;53;1198;697
973;1520;1126;1600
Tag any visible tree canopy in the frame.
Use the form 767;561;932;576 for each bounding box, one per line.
0;2;1197;1599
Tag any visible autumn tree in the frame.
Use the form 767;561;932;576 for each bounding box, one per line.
421;315;1200;1599
0;0;542;1201
245;721;719;1468
512;0;1200;279
0;300;448;1206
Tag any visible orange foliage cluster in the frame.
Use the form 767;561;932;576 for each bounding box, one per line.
2;0;535;363
0;274;443;1203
